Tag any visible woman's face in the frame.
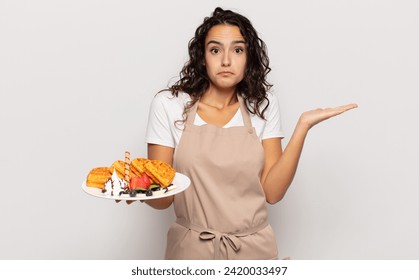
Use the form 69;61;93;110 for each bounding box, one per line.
204;24;247;91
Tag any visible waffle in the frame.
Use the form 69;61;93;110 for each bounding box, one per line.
130;158;149;177
144;160;176;187
110;160;131;179
86;167;112;188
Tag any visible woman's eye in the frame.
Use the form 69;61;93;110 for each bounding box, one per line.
210;48;220;54
234;48;244;54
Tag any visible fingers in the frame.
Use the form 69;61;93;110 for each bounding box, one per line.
335;103;358;112
115;199;136;205
325;103;358;118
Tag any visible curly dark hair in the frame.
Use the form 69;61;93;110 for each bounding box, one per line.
166;7;272;120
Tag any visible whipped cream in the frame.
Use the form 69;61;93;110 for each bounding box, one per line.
104;169;128;196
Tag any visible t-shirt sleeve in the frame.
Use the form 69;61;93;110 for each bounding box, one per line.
145;94;176;148
261;93;285;140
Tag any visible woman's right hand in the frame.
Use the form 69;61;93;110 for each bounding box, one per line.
114;144;175;208
121;196;174;207
114;199;136;204
144;144;175;209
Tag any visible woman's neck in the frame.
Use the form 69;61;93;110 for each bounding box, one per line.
200;87;238;110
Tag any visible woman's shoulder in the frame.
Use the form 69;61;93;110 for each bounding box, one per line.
266;92;280;110
152;90;191;107
248;92;283;139
150;91;190;124
246;92;280;117
263;91;279;105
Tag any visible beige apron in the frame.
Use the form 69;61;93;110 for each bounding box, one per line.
165;95;278;260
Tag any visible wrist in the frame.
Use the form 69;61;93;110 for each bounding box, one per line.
296;117;311;133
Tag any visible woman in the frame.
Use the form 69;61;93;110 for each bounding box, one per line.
144;7;357;259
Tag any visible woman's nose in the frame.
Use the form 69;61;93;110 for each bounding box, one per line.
221;53;231;67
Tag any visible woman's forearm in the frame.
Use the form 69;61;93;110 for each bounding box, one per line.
263;120;309;204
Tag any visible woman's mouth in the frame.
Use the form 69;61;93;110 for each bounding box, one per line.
218;71;234;75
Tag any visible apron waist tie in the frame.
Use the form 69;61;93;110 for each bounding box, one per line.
176;219;268;260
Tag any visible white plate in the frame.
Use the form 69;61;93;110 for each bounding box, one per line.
82;172;191;201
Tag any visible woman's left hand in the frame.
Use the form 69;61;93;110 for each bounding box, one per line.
298;103;358;130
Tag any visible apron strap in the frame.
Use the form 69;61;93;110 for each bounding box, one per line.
237;95;253;129
176;219;268;260
185;94;253;129
186;100;199;125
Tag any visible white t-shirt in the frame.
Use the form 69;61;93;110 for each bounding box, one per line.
145;91;284;148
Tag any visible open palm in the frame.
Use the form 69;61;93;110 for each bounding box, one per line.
299;103;358;129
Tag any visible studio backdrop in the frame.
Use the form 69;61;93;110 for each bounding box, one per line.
1;0;418;259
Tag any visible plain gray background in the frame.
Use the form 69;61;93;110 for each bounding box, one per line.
1;0;418;259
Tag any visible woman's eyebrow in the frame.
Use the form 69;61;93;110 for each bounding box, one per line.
206;40;246;46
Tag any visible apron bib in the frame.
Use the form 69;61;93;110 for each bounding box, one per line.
165;95;278;260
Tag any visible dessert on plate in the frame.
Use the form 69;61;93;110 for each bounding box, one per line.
85;151;176;198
